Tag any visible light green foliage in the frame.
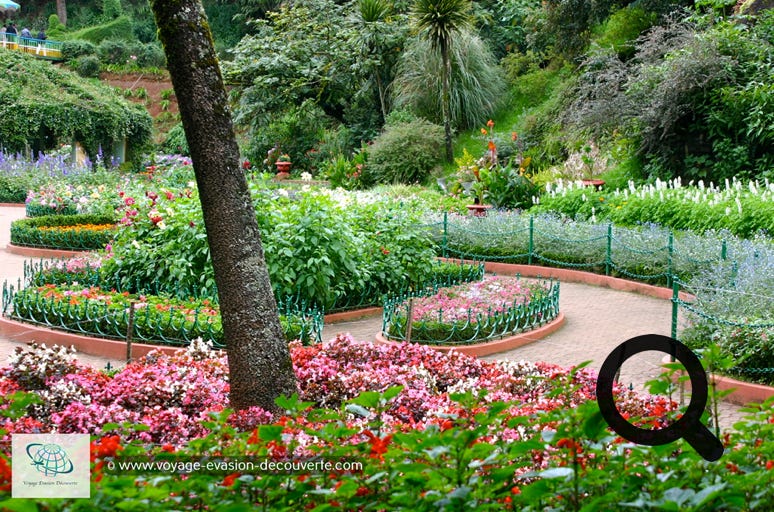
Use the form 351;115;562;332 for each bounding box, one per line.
102;0;123;20
365;119;445;185
479;163;538;209
392;31;506;130
592;6;657;59
103;184;442;311
47;14;67;39
61;40;98;60
0;51;152;158
63;15;134;43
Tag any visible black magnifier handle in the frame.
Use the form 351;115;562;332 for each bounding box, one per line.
683;423;724;462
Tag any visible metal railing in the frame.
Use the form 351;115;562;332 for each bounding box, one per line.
0;34;63;60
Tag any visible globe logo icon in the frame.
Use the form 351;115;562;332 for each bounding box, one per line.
26;443;75;477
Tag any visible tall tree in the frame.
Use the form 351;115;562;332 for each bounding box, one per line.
56;0;67;25
413;0;472;163
149;0;297;411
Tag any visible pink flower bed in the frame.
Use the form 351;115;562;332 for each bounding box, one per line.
406;276;543;323
0;337;673;448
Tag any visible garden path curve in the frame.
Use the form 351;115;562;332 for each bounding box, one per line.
0;206;745;429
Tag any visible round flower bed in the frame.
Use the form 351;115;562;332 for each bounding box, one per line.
383;275;559;345
10;214;117;250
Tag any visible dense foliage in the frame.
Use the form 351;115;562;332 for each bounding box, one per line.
99;178;446;310
0;52;152;158
566;12;774;181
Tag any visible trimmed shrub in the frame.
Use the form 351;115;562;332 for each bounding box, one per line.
74;55;101;78
10;214;117;251
97;39;130;65
65;15;134;44
61;40;98;61
364;120;445;185
136;43;165;68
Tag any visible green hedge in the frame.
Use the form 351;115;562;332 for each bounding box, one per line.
10;214;117;250
64;16;134;43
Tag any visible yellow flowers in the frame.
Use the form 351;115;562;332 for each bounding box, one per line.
38;224;116;234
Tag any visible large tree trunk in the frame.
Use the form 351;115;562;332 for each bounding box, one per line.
149;0;297;411
56;0;67;26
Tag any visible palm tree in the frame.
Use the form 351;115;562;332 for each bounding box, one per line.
412;0;472;163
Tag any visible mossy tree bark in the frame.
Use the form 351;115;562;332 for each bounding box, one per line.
149;0;297;411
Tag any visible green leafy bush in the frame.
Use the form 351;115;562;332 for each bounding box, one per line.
160;123;190;156
593;6;657;60
61;40;98;61
365;120;445;185
100;183;443;311
74;55;101;78
480;163;538;209
97;39;131;65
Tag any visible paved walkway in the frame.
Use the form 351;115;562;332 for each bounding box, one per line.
0;206;747;429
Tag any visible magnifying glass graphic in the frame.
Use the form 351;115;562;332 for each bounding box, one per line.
596;334;724;462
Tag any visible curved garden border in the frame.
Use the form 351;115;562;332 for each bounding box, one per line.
662;355;774;405
6;244;89;259
375;312;565;357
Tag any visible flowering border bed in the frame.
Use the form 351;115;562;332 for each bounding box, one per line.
3;338;774;510
2;283;322;346
10;214;117;251
382;276;559;345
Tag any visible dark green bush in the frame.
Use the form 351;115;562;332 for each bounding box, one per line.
97;39;131;65
160;123;190;156
593;6;657;60
136;43;165;68
0;177;26;203
61;40;98;61
74;55;101;78
364;119;444;185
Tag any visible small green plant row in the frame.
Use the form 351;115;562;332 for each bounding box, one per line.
25;202;79;217
10;214;117;251
2;283;322;346
382;278;560;345
432;212;731;284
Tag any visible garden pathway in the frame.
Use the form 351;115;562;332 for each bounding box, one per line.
0;206;747;430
